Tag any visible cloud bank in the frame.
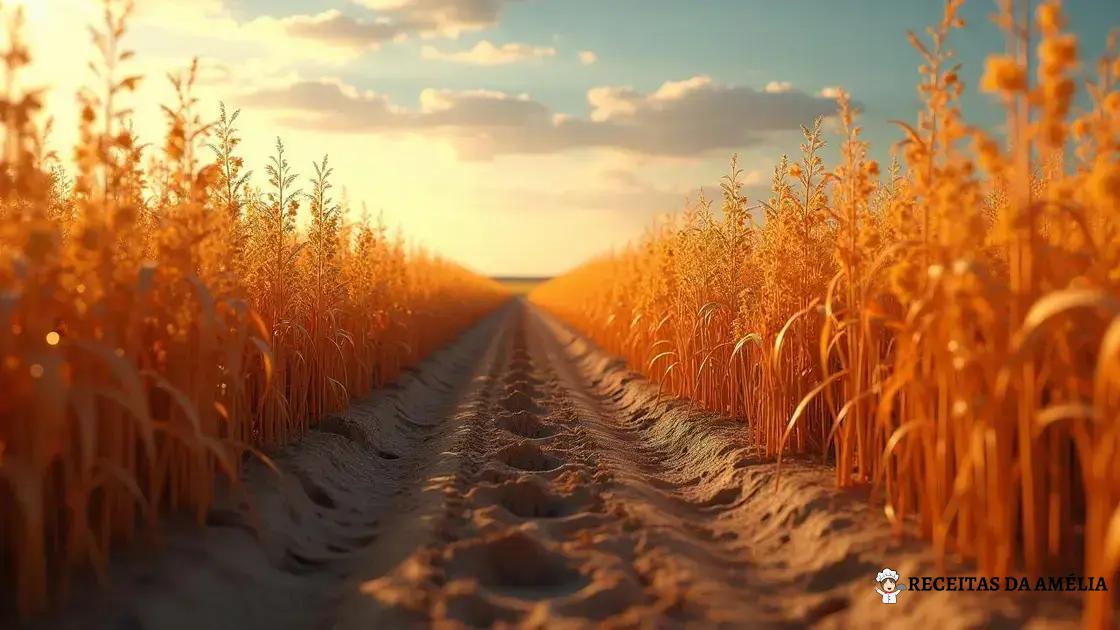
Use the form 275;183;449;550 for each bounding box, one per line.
137;0;527;60
241;76;840;159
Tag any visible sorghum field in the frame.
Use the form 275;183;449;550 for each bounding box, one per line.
2;0;1119;628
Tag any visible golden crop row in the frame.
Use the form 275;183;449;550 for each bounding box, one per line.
533;1;1120;626
0;2;506;618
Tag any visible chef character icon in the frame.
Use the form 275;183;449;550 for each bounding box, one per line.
875;568;906;604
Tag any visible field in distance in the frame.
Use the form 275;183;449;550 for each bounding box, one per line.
493;276;552;294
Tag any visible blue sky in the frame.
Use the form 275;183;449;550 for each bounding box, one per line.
29;0;1120;275
218;0;1120;156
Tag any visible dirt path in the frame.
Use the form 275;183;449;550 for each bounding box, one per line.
331;301;777;628
35;300;1083;630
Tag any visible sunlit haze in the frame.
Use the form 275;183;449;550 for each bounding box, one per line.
17;0;1114;276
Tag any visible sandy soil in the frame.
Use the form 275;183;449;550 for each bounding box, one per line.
26;299;1088;629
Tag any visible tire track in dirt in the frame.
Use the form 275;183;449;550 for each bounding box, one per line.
330;302;786;628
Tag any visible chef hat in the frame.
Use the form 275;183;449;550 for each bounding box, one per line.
877;568;900;583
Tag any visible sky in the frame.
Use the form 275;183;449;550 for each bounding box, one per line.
14;0;1120;276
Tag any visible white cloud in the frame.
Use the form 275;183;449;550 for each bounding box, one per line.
419;87;532;114
351;0;521;37
421;40;555;65
125;2;401;64
587;86;639;122
653;75;713;100
128;0;526;63
578;50;598;65
818;86;843;98
764;80;793;94
269;10;406;51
